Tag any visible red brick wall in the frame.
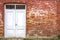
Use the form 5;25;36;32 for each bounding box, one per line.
0;0;59;37
26;0;58;36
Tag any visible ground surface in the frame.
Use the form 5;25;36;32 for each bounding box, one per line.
0;38;60;40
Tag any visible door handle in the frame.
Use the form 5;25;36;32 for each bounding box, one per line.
15;24;17;26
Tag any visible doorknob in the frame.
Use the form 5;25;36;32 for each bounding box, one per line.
15;24;17;26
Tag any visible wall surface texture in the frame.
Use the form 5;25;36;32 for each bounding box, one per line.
0;0;60;37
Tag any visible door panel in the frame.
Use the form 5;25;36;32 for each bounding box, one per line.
16;30;26;38
5;10;15;29
5;30;15;37
16;10;26;27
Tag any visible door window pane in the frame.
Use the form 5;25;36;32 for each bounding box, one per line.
16;5;25;9
6;5;15;9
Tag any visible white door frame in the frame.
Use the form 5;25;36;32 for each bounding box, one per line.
4;4;26;38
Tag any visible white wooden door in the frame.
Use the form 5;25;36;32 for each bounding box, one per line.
4;4;26;38
16;10;26;38
5;9;16;37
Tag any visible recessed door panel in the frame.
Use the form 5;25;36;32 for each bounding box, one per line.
16;30;26;38
16;10;26;29
5;10;15;29
5;30;15;37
